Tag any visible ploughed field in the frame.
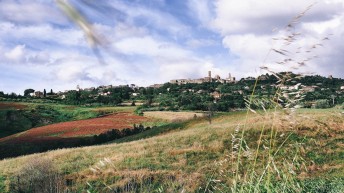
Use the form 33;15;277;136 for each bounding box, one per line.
0;111;152;159
0;102;27;110
0;112;149;144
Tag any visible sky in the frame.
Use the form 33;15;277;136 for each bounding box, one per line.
0;0;343;94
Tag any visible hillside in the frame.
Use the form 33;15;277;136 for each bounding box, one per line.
0;108;343;192
0;111;154;159
0;102;135;139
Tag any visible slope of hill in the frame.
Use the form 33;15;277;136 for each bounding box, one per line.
0;112;154;159
0;102;135;139
0;108;343;192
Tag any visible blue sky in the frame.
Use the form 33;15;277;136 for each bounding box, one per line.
0;0;343;94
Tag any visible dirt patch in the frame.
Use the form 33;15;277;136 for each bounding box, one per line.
0;102;27;110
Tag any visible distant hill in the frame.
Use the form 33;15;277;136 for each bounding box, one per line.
1;72;344;112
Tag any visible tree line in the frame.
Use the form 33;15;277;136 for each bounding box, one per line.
1;72;344;111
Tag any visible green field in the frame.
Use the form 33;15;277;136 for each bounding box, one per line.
0;108;343;192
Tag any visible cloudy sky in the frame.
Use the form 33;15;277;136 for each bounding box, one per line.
0;0;343;94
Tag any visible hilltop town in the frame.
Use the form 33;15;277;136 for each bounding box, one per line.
1;71;343;111
24;71;236;99
150;71;236;88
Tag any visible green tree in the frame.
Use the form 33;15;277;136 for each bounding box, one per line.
24;89;35;97
43;89;47;98
9;92;17;98
65;90;81;104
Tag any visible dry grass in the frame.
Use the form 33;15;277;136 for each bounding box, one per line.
143;111;205;122
0;109;343;192
90;106;136;113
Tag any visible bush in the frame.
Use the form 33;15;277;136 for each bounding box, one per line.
301;178;344;193
314;99;330;109
0;175;5;193
9;157;65;193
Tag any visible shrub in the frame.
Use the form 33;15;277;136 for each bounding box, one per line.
0;175;6;193
301;178;344;193
314;99;330;109
9;157;65;193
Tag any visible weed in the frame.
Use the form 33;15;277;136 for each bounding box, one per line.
9;157;65;193
206;3;332;193
301;178;344;193
0;175;6;193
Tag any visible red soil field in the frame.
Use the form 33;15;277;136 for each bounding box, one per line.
0;102;27;110
0;112;149;144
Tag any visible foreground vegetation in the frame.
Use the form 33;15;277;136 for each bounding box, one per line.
0;108;342;192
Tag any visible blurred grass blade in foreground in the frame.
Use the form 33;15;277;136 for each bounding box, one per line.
56;0;106;64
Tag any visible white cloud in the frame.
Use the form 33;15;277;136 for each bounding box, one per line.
27;51;52;65
113;36;193;58
188;0;213;26
302;15;342;34
223;34;271;60
1;0;343;94
56;64;85;82
212;0;342;35
158;58;218;80
186;38;218;48
0;22;85;47
95;23;148;40
211;0;344;78
4;45;26;62
111;0;190;36
0;0;67;25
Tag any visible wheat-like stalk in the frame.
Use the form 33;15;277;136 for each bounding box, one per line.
209;3;331;193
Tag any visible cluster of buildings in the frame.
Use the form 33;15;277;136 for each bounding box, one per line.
80;84;138;92
29;84;140;99
27;71;344;101
170;71;236;85
148;71;236;88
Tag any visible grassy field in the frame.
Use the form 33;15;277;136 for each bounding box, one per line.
143;111;205;122
0;108;342;192
0;105;202;159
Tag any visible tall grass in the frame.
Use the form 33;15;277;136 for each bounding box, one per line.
9;157;65;193
206;3;332;192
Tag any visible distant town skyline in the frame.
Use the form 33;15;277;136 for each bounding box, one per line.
1;0;344;94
